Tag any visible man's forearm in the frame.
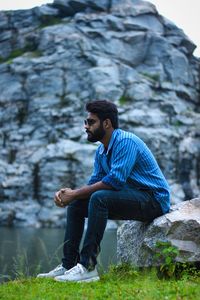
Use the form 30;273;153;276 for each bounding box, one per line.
55;181;114;207
74;181;114;200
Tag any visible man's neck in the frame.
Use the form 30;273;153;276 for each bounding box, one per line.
101;128;114;149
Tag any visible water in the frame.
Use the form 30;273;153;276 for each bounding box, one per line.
0;227;117;283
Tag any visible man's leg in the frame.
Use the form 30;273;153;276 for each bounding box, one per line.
37;198;89;278
79;187;163;270
62;198;89;269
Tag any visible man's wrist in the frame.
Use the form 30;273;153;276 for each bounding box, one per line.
73;188;82;199
73;185;92;200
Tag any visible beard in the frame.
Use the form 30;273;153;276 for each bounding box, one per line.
86;123;106;142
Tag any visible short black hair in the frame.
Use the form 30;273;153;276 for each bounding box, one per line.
86;100;119;129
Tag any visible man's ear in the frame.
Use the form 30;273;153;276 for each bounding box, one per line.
104;119;112;129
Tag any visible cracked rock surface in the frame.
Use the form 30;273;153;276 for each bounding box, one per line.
0;0;199;227
117;198;200;266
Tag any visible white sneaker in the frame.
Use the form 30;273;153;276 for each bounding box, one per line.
37;264;67;278
55;263;100;282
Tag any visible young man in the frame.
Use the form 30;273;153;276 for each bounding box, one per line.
37;100;170;282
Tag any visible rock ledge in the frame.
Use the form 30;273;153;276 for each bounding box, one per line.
117;198;200;266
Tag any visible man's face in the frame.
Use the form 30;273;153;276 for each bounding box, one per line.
84;113;106;142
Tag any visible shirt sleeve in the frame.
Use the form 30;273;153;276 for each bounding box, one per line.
87;148;106;185
102;138;138;190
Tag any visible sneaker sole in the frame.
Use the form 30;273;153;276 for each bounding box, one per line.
77;276;100;283
37;275;54;278
37;273;66;278
55;276;100;283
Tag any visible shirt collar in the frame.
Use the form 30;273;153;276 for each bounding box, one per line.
99;129;119;155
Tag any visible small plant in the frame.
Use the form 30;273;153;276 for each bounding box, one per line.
175;262;200;280
141;72;160;82
27;50;43;58
0;254;11;283
154;240;179;279
107;263;139;280
12;248;42;280
0;47;43;64
173;120;182;127
38;17;63;29
0;49;27;64
13;250;30;280
118;95;130;105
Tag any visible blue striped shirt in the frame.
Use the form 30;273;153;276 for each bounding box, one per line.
88;129;170;213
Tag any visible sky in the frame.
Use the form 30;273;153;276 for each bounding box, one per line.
0;0;199;57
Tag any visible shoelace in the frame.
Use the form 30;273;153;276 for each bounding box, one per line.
54;264;64;272
68;264;85;275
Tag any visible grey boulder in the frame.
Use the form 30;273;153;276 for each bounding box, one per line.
117;198;200;266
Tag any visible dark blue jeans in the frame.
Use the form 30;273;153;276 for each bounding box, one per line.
62;187;163;270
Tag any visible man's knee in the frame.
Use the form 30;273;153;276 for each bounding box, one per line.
89;190;111;210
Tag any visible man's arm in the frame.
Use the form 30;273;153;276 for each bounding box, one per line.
87;148;106;185
54;181;113;208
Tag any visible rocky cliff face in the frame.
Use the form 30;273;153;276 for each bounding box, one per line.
0;0;199;227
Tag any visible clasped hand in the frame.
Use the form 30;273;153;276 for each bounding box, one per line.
54;188;75;208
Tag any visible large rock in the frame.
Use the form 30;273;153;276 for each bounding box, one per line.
0;0;199;227
117;198;200;266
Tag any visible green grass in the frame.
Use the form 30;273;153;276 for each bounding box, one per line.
0;266;199;300
0;49;43;64
0;49;25;64
141;72;160;82
38;17;64;29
